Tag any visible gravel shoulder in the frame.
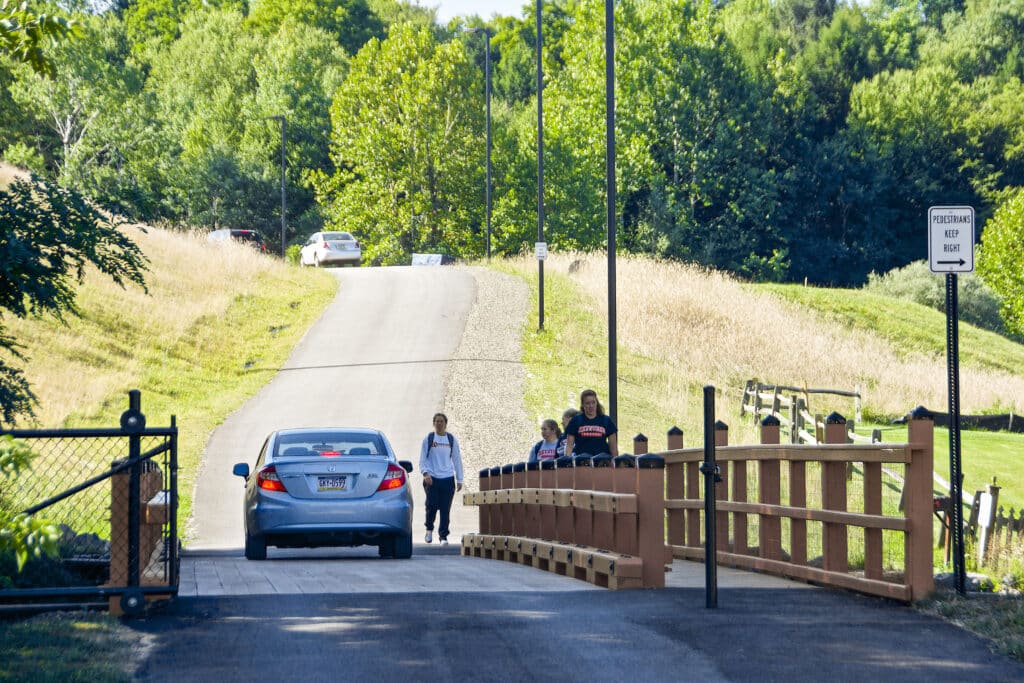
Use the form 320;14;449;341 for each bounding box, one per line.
442;266;536;491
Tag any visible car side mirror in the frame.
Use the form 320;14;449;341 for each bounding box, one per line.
232;463;250;478
398;460;413;473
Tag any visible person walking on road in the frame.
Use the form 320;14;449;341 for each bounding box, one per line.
564;389;618;458
420;413;464;545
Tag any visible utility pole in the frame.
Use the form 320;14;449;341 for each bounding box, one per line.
266;115;287;256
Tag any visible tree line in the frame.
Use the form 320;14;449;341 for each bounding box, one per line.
3;0;1024;297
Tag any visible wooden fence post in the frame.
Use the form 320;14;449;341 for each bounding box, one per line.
796;397;808;443
499;463;514;536
978;478;1001;566
637;454;667;588
905;406;935;600
666;427;685;548
573;455;594;547
591;455;614;550
555;456;575;545
539;460;557;540
759;415;782;561
512;462;527;539
479;467;493;535
741;379;753;417
525;462;541;539
822;412;848;573
863;450;883;581
633;434;648;455
613;455;639;555
715;421;730;553
790;396;800;444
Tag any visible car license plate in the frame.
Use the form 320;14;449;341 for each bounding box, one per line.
317;476;347;491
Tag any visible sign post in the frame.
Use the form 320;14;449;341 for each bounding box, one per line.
928;205;974;597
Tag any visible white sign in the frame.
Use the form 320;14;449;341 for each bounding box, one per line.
928;206;975;273
411;253;443;266
535;242;548;261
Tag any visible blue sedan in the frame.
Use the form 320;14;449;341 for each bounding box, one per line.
232;428;414;560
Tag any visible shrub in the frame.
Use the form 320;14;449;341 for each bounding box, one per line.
865;260;1011;338
979;189;1024;338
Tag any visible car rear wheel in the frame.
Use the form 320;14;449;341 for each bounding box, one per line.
245;532;267;561
392;532;412;559
314;255;322;268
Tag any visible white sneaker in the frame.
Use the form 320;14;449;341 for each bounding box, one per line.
440;538;449;546
425;530;433;543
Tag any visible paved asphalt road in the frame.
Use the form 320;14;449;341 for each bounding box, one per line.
189;265;478;550
133;582;1023;682
143;265;1024;682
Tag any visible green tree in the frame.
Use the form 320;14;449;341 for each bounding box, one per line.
315;23;484;264
978;188;1024;336
246;0;383;57
8;12;158;212
0;0;74;76
0;177;148;422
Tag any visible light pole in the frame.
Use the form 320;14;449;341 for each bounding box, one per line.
465;27;492;261
536;0;545;331
265;115;287;256
605;0;618;424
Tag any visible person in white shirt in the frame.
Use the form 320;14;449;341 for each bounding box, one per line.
419;413;464;545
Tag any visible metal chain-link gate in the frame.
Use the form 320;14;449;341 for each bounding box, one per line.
0;390;178;615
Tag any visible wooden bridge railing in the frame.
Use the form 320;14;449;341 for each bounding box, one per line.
462;454;668;589
464;409;936;601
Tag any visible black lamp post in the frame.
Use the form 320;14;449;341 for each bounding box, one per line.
265;115;287;256
464;27;492;261
605;1;618;424
536;0;545;331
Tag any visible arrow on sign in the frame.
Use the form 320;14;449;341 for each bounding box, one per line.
937;259;966;266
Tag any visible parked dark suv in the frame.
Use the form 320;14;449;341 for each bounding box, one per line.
208;228;269;253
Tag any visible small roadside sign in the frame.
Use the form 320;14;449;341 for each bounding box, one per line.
928;206;974;273
535;242;548;261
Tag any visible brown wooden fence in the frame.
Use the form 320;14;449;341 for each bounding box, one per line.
464;410;936;601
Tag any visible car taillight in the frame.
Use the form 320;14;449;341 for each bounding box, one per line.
319;451;341;457
257;465;287;492
354;241;360;248
322;241;330;249
376;464;406;491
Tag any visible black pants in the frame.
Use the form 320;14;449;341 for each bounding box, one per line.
424;476;456;540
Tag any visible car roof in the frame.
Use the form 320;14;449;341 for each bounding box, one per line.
274;427;383;438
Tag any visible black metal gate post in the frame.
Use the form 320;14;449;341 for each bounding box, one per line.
700;385;720;608
121;389;147;615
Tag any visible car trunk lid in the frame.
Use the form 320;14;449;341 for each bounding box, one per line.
273;456;390;499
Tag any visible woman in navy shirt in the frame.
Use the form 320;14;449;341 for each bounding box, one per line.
564;389;618;458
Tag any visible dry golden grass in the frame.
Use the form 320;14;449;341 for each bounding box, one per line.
4;225;287;427
561;252;1023;416
0;161;29;188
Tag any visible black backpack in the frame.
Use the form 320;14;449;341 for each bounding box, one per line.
426;432;454;453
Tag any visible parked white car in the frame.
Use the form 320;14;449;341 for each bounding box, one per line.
299;231;361;267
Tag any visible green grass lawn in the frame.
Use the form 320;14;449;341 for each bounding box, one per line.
860;423;1023;511
758;283;1024;379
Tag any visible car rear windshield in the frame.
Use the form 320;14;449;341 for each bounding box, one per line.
275;432;386;458
322;232;354;241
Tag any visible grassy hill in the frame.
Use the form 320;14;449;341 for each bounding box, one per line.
2;220;337;526
497;253;1024;512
